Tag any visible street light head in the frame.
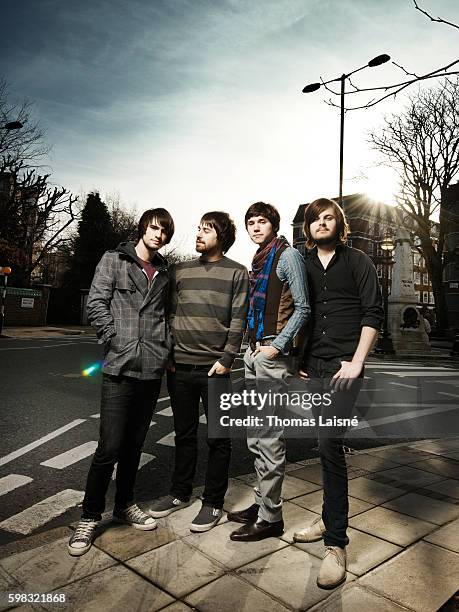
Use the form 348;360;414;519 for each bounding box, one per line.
380;235;395;252
368;54;391;68
0;267;12;275
3;121;23;130
302;82;321;94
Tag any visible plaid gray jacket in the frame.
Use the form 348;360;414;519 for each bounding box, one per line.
86;241;171;379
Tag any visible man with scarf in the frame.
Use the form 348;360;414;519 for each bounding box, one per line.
229;201;310;541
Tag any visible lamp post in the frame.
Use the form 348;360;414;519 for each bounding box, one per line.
376;234;395;354
302;54;390;207
0;267;12;337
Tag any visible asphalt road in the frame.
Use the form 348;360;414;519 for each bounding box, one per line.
0;336;458;547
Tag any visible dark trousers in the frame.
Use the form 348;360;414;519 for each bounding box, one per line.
168;366;231;508
305;355;363;548
82;373;161;520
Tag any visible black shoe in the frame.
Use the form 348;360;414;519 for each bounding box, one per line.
227;503;260;524
230;519;284;542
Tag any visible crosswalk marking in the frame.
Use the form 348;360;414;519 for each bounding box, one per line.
356;403;458;431
157;432;175;447
380;371;458;377
90;413;100;418
111;452;156;480
0;489;84;535
0;420;86;468
390;382;418;389
438;391;459;399
0;475;33;496
156;406;173;417
199;414;207;424
40;441;98;469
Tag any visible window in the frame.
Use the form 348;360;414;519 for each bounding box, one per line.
377;264;383;278
418;291;423;303
368;242;374;255
415;271;420;284
423;291;429;303
430;292;434;304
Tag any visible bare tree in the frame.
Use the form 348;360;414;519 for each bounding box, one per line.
0;157;78;285
0;79;50;165
321;1;458;111
368;78;459;331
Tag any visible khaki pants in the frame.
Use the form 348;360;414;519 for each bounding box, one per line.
244;344;297;522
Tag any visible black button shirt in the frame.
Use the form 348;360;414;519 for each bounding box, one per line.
305;244;383;359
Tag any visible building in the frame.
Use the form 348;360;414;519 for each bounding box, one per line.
292;193;435;311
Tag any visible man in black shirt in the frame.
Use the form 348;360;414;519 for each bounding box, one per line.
294;198;383;589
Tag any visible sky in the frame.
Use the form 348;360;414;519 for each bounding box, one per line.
1;0;458;265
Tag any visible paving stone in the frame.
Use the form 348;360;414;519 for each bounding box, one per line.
382;492;459;525
0;526;72;561
423;478;459;499
293;526;402;576
349;506;436;546
345;453;401;473
126;539;225;598
184;520;288;569
308;583;409;612
281;474;322;500
359;540;459;611
409;458;459;480
285;462;305;473
43;564;174;611
424;517;459;553
0;565;21;612
411;439;459;455
288;464;323;485
444;451;459;460
0;536;116;594
161;603;194;611
94;522;176;561
185;574;291;612
222;479;256;513
376;465;444;488
367;446;435;464
235;545;355;610
279;501;319;544
348;477;405;504
292;490;374;518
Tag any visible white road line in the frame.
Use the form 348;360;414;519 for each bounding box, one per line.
149;420;156;428
90;413;100;419
0;343;78;351
199;414;207;424
157;432;175;447
355;404;458;430
390;382;418;389
156;406;173;417
0;420;86;468
366;364;450;370
379;371;458;377
40;441;98;469
0;489;84;535
438;391;459;399
112;452;156;480
157;396;170;404
0;475;33;496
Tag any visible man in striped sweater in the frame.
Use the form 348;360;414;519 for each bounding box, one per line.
149;211;249;531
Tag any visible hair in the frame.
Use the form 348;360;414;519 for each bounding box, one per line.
302;198;349;249
137;208;175;244
200;211;236;253
244;202;280;234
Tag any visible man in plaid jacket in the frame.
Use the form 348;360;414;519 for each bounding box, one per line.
68;207;175;556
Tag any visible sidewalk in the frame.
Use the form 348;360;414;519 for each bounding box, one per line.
2;326;96;338
0;438;458;611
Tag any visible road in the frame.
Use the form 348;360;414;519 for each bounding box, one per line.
0;336;458;546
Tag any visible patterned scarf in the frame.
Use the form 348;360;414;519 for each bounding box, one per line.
248;235;289;340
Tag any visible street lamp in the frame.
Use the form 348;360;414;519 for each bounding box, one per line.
376;233;395;354
302;54;391;207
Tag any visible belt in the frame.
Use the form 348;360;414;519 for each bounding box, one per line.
174;363;213;371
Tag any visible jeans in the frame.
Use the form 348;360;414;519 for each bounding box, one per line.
305;354;363;548
82;373;161;520
169;366;231;508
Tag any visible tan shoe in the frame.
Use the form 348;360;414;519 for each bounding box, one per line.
293;516;325;543
317;546;347;589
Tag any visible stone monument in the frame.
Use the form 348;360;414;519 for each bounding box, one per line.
388;228;431;356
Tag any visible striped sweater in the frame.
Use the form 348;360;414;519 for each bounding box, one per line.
169;257;249;367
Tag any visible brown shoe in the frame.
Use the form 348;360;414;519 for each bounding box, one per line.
317;546;347;590
230;519;284;542
227;503;259;524
293;516;325;543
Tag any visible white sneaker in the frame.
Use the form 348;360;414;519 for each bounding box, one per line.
293;516;326;543
113;503;157;530
68;519;100;556
317;546;347;589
